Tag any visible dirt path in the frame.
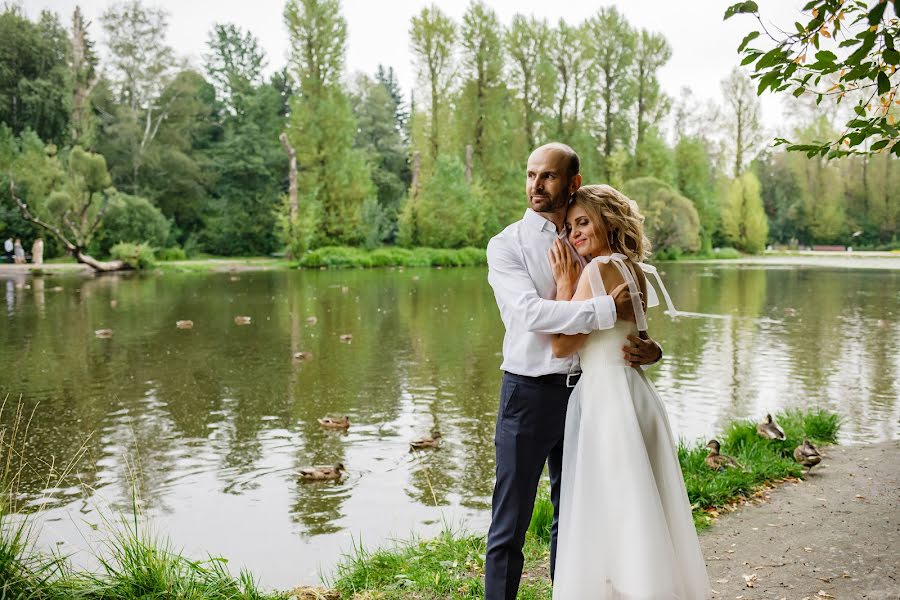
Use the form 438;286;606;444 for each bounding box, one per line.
701;440;900;600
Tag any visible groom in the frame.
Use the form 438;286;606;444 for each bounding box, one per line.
484;142;662;600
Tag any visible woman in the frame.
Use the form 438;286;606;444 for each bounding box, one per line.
548;185;709;599
13;238;25;264
31;237;43;265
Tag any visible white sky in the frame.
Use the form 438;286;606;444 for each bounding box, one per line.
29;0;806;132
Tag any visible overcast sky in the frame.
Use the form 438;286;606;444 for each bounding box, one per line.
30;0;806;133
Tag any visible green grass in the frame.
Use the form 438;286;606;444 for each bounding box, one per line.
333;409;840;598
297;246;487;269
2;406;839;599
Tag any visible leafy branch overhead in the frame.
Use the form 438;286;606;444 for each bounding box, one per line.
725;0;900;158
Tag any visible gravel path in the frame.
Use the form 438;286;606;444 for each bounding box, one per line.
701;440;900;600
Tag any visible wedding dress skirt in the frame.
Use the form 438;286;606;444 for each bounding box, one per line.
552;257;710;600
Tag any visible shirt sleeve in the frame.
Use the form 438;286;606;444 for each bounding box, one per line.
487;236;616;335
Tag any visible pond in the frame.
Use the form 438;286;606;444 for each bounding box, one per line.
1;262;898;589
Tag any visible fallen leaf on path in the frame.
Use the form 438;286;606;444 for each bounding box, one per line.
804;547;814;552
817;592;835;599
743;573;757;588
715;578;728;583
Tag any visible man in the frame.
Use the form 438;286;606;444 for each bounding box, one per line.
3;237;12;263
484;142;662;600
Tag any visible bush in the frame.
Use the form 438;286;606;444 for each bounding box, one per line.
297;246;487;269
110;242;155;270
399;156;484;248
622;177;701;255
156;247;187;261
92;193;171;258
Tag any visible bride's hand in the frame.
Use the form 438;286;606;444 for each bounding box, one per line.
548;239;582;300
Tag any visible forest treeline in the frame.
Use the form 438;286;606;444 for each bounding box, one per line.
0;0;897;263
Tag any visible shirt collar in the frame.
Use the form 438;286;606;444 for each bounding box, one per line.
523;208;559;234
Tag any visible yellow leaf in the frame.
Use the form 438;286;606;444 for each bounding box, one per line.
889;114;897;126
812;8;819;17
821;28;831;38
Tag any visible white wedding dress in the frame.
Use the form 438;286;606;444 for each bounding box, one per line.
552;254;710;600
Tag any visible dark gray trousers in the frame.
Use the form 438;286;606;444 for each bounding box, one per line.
484;371;573;600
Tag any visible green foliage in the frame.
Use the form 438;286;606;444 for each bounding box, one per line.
156;246;186;261
92;192;171;257
110;242;156;270
725;0;900;158
284;0;374;247
721;171;769;253
400;156;484;248
297;245;486;269
621;177;701;255
0;7;71;144
674;136;718;250
528;483;553;544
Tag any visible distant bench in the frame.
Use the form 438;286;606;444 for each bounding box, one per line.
811;245;847;252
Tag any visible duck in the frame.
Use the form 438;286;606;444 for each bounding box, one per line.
410;431;442;450
234;315;252;325
298;463;345;481
293;351;313;361
318;416;350;429
756;413;786;440
176;320;194;329
306;316;318;326
94;329;114;338
705;439;743;471
339;334;353;343
793;439;822;473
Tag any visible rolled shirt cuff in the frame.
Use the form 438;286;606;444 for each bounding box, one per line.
593;295;616;330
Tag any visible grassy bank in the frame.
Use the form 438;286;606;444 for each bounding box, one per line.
296;246;487;269
329;409;839;599
1;409;839;599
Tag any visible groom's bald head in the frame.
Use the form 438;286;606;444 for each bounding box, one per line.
529;143;580;179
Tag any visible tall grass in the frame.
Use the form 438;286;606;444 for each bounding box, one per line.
0;396;283;600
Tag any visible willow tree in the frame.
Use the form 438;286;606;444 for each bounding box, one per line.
283;0;373;248
721;171;768;253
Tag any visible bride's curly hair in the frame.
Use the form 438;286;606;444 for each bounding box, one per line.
571;184;652;262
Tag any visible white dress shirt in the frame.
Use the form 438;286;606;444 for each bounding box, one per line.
487;208;617;377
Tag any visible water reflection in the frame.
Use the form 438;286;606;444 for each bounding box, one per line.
0;263;897;588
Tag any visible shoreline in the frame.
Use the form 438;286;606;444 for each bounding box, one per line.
0;249;898;277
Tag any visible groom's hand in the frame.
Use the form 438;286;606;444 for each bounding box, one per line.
611;282;636;323
548;239;582;300
624;333;662;368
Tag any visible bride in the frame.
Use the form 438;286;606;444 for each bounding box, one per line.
547;184;710;599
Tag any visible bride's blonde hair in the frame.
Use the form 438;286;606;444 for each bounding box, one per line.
571;184;651;262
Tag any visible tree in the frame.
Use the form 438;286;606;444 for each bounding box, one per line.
410;6;456;163
674;136;718;249
100;0;180;190
721;171;769;253
505;14;551;149
621;177;701;256
721;67;764;177
283;0;374;247
3;134;134;271
725;0;900;158
0;7;71;144
350;71;410;244
585;7;636;179
70;6;99;146
204;23;267;116
632;30;671;149
459;1;504;165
